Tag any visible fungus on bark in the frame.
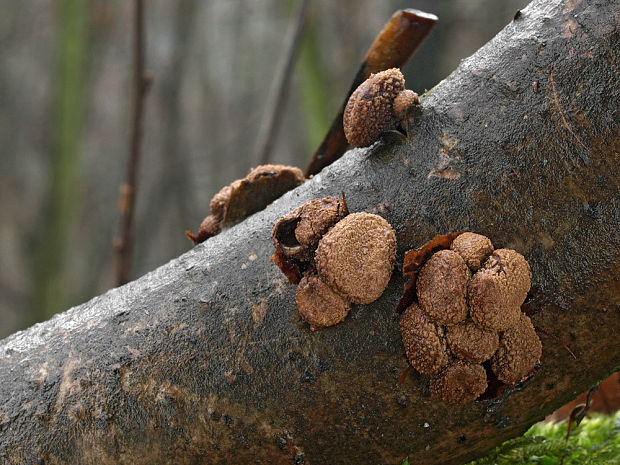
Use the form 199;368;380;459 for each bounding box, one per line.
315;212;397;304
469;248;532;331
187;164;305;245
272;196;348;263
430;360;488;404
446;319;499;363
296;275;351;329
416;249;471;325
450;232;494;272
491;313;542;385
343;68;419;147
400;303;451;375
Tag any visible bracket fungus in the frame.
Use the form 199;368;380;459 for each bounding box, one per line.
343;68;419;147
186;164;305;244
398;232;542;404
272;198;396;329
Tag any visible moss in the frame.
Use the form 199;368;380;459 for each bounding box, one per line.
469;412;620;465
401;412;620;465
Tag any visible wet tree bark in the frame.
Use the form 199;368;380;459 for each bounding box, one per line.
1;0;619;464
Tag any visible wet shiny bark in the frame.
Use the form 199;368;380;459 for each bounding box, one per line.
1;0;619;463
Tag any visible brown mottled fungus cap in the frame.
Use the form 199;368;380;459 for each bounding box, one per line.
400;303;451;375
185;215;221;245
210;185;233;221
343;68;406;147
469;248;532;331
393;89;420;121
446;319;499;363
491;313;542;384
416;250;471;325
315;212;396;304
272;196;348;261
296;275;351;329
450;232;494;272
430;360;488;404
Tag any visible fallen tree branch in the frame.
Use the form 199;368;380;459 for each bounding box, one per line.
1;1;619;464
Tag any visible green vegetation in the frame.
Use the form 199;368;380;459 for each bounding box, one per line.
402;412;620;465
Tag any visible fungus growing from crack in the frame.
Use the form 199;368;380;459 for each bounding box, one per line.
296;275;351;329
469;248;532;331
446;319;499;363
491;313;542;384
400;303;451;375
272;196;348;263
430;360;488;404
315;212;397;304
187;164;304;245
450;232;494;272
416;250;471;325
343;68;419;147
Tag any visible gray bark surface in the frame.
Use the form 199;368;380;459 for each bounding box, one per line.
1;1;619;464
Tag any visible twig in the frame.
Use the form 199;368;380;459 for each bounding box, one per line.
114;0;152;286
304;9;437;177
253;0;312;166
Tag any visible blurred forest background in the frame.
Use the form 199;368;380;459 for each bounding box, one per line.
0;0;529;338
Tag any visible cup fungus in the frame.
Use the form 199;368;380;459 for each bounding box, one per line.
400;303;451;375
315;212;397;304
296;275;351;328
343;68;419;147
272;199;397;329
450;232;494;272
491;313;542;384
187;164;305;245
398;232;542;404
430;360;488;404
469;248;532;332
416;250;471;325
446;319;499;364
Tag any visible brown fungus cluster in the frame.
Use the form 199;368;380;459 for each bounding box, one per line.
186;164;305;244
272;197;396;330
343;68;419;147
399;232;541;404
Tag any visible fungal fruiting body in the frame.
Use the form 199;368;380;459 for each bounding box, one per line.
343;68;419;147
186;164;305;245
272;198;396;329
399;232;541;403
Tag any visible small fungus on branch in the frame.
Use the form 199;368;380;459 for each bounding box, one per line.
272;199;396;329
397;232;541;404
343;68;419;147
186;164;304;245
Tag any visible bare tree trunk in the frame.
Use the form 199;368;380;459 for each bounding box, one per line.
1;1;619;464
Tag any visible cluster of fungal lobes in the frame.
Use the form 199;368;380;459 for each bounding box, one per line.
272;196;397;329
343;67;419;147
400;232;542;404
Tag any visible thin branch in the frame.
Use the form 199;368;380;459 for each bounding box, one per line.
114;0;152;286
252;0;312;166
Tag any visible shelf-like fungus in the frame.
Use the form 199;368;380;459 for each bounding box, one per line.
430;360;488;404
296;275;351;329
400;303;451;375
416;250;471;325
469;248;532;331
450;232;494;272
343;68;419;147
491;313;542;384
315;212;397;304
446;319;499;363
